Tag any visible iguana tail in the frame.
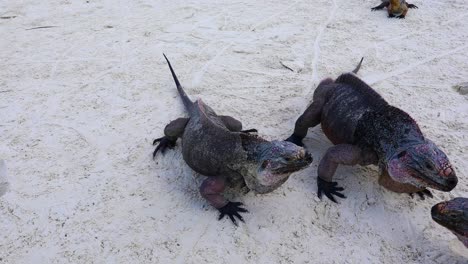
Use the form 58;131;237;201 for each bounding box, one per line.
352;57;364;74
163;54;193;110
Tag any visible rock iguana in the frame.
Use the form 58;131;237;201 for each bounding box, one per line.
286;58;458;202
432;198;468;248
371;0;418;19
153;55;313;224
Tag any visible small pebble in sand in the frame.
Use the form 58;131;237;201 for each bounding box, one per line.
453;82;468;95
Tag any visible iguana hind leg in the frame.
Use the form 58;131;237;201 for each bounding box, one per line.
286;78;334;146
200;176;248;225
318;144;377;202
371;1;390;11
153;117;189;157
378;170;433;199
219;115;257;134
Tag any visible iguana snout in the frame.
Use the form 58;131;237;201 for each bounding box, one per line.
255;141;312;188
387;140;458;191
431;198;468;247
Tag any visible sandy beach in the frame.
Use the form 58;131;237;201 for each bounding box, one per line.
0;0;467;263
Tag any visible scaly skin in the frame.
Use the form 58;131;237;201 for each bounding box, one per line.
371;0;419;19
286;58;458;203
432;198;468;248
153;54;312;225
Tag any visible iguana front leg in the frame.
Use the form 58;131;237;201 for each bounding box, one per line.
378;169;433;199
371;1;390;11
318;144;377;202
396;7;408;18
219;115;257;134
286;78;333;146
153;117;189;157
200;176;248;225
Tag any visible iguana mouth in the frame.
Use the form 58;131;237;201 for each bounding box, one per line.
272;152;313;174
417;171;457;191
274;164;307;174
418;173;457;192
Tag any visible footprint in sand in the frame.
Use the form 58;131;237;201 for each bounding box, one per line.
0;160;9;197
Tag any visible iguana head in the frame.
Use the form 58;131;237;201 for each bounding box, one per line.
387;140;457;191
431;198;468;245
241;139;312;193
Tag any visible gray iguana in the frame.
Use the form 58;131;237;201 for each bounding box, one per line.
153;55;313;224
432;198;468;248
286;58;458;202
371;0;418;19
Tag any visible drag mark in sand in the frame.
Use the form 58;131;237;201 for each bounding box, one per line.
304;0;338;97
366;44;468;85
191;0;303;87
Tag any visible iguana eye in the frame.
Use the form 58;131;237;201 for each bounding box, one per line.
425;162;433;170
261;160;269;169
397;151;407;158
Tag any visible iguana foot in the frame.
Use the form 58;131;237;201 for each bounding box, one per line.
285;134;304;147
152;136;176;158
409;189;433;200
317;177;346;203
388;14;396;18
371;7;382;11
218;202;248;225
397;15;406;19
407;4;418;8
241;129;257;134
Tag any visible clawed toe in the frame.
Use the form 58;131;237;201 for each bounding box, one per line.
241;129;258;134
218;201;249;225
317;177;346;203
153;137;164;145
152;136;176;158
409;189;433;200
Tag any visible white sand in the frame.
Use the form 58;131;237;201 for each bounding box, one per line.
1;0;467;263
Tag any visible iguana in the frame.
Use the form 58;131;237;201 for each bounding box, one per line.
286;58;458;202
371;0;418;19
432;198;468;248
153;54;313;224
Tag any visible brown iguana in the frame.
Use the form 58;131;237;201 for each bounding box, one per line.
153;54;313;224
371;0;418;19
286;58;458;202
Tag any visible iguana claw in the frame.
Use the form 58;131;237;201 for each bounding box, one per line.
241;129;258;134
285;134;304;147
407;4;418;8
152;136;176;158
409;189;433;200
317;177;346;203
218;202;248;225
